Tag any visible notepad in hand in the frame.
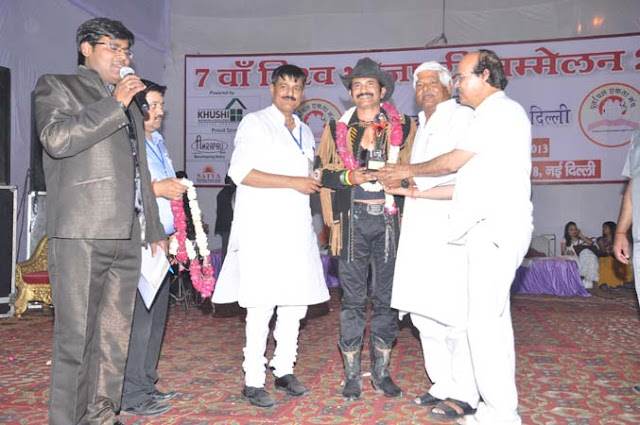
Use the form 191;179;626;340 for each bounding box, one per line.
137;244;171;309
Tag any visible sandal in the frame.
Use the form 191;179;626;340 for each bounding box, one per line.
429;398;477;420
411;392;442;406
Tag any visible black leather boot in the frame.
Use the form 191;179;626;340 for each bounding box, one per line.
339;338;363;400
370;334;403;397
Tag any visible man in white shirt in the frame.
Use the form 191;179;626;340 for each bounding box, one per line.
381;61;478;420
379;50;533;425
213;64;330;408
613;129;640;395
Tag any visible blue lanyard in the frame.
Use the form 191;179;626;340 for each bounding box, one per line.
146;139;168;174
286;124;304;155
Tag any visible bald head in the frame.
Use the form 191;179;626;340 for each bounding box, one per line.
454;50;506;109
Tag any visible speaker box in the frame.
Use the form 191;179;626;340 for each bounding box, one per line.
0;67;9;185
0;186;17;317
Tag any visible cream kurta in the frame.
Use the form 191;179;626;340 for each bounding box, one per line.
391;99;474;327
213;105;329;308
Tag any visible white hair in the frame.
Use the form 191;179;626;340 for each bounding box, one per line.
412;61;451;90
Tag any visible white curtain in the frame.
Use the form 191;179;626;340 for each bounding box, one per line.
69;0;169;52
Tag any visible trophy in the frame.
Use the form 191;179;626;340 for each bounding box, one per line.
366;113;387;171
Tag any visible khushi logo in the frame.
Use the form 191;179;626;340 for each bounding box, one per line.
579;83;640;147
197;98;247;124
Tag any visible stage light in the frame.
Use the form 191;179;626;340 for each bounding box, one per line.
592;16;604;28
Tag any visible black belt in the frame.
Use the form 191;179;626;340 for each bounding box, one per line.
354;202;385;216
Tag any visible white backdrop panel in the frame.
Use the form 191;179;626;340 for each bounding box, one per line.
184;33;640;186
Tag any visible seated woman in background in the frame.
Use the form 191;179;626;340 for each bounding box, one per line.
596;221;616;257
561;221;599;288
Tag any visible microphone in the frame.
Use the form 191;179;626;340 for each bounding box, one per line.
119;66;149;112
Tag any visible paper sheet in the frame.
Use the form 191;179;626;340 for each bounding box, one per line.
137;244;170;309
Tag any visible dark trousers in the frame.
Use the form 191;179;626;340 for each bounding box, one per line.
48;219;141;425
121;273;171;409
220;230;230;263
338;205;398;347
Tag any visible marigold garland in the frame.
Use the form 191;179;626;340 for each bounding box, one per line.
169;179;215;298
335;102;403;215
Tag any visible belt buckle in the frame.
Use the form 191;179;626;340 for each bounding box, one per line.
366;203;384;215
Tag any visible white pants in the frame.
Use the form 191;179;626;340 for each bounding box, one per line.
577;248;599;287
465;222;529;425
411;314;478;407
243;305;308;388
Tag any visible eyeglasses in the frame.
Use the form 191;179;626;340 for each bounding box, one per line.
94;42;133;59
452;72;475;82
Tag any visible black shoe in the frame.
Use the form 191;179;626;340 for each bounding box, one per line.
370;335;403;398
339;339;363;401
242;386;276;408
274;374;308;397
150;389;179;401
371;375;403;398
114;421;126;425
123;399;172;416
342;377;363;400
634;384;640;393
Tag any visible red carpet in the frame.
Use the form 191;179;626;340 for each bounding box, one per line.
1;287;639;424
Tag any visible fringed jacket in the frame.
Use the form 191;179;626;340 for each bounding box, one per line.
314;106;416;261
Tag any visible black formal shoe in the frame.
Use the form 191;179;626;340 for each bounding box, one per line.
274;374;308;397
150;389;179;401
123;399;172;416
242;386;276;408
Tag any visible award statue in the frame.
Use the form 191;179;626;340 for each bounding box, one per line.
366;113;387;171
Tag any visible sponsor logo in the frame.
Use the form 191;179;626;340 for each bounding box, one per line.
197;98;247;124
190;135;229;160
579;83;640;147
191;136;228;153
296;98;341;142
196;165;223;184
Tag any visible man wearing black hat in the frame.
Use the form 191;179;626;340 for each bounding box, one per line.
315;57;416;400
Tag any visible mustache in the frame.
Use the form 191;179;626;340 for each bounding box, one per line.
357;93;374;98
281;95;297;101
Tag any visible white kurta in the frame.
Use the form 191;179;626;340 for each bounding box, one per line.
391;99;474;327
449;91;533;250
212;105;329;308
451;91;533;425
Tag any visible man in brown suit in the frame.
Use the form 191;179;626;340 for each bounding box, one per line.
34;18;166;425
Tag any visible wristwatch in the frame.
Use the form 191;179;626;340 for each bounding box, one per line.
401;178;410;188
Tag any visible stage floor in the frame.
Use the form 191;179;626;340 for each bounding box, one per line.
1;286;639;424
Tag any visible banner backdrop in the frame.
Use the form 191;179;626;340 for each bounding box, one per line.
184;33;640;186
